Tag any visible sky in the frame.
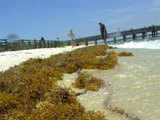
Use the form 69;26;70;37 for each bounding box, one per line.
0;0;160;40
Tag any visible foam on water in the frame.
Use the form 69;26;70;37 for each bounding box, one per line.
111;39;160;49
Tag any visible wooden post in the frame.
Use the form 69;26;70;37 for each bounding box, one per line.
34;40;38;49
132;33;136;40
52;41;54;47
85;40;88;46
142;32;146;39
0;40;2;51
95;39;97;45
122;34;126;42
43;40;46;48
4;40;8;51
151;25;156;37
113;36;117;43
38;40;41;48
28;40;31;46
54;41;57;48
155;30;158;36
47;41;50;48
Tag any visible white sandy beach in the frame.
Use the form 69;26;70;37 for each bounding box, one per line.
0;46;85;72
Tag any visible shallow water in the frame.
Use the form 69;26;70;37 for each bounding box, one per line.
88;48;160;120
58;73;126;120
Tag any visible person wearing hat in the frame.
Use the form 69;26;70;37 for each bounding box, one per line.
98;22;107;45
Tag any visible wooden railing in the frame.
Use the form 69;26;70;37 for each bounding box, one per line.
0;39;67;51
0;25;160;51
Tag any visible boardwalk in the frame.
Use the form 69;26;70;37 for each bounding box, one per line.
76;25;160;44
0;25;160;51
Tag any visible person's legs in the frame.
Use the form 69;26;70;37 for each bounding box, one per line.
103;32;107;45
70;40;72;47
71;39;75;47
71;40;74;47
104;36;107;45
72;40;75;47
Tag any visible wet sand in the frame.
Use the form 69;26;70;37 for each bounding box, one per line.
59;48;160;120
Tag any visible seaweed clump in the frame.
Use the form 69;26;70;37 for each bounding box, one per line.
0;92;19;114
28;86;106;120
50;45;118;72
117;52;134;57
96;51;118;70
0;65;63;113
73;72;105;91
0;45;113;120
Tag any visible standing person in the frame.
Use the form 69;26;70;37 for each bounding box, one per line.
68;29;75;47
151;25;156;37
98;22;107;45
40;37;46;48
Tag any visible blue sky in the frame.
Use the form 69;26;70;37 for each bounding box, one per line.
0;0;160;40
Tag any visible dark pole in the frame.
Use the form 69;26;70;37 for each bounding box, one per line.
95;39;98;45
34;39;38;49
122;33;126;42
113;36;117;43
85;39;88;46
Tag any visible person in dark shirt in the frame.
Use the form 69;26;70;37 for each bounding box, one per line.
40;37;46;48
98;22;107;45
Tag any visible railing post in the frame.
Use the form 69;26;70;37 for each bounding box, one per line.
142;32;146;39
122;34;126;42
0;40;2;51
155;30;158;36
28;41;31;49
4;40;8;51
47;41;50;48
132;33;136;40
113;36;117;43
85;40;88;46
151;25;156;37
34;40;37;49
95;39;97;45
54;41;57;48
